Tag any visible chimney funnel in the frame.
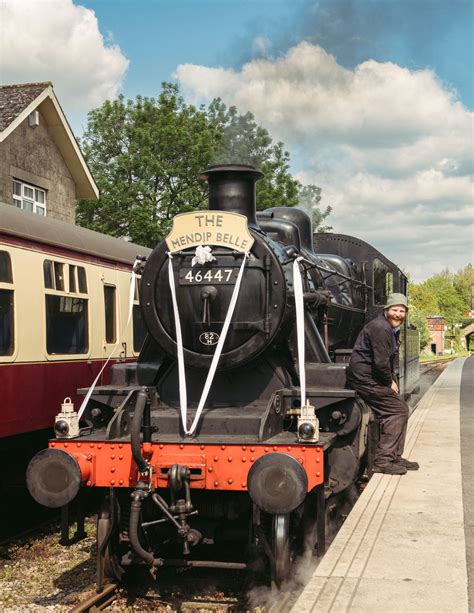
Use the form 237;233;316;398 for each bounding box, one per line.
201;164;263;229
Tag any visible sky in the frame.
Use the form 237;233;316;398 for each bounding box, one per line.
0;0;472;282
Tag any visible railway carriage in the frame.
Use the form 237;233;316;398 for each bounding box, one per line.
26;166;419;588
0;202;150;447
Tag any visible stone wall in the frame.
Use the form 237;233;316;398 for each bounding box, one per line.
0;110;76;223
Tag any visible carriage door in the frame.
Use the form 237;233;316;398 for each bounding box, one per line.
101;269;120;361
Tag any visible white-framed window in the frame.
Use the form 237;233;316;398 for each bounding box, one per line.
13;180;46;216
43;259;89;355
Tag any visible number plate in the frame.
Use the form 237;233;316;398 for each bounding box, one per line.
178;268;238;285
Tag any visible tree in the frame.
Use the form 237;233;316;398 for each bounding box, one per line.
410;272;465;327
207;99;301;209
207;99;332;229
424;274;465;326
453;264;474;313
77;84;219;246
409;283;439;315
408;305;431;351
77;84;332;246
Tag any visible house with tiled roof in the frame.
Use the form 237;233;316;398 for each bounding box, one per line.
0;82;98;223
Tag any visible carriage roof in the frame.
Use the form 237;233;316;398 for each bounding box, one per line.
0;202;151;265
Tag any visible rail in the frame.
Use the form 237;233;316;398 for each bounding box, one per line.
69;583;118;613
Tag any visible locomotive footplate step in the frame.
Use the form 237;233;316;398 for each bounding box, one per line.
56;429;338;448
149;431;337;448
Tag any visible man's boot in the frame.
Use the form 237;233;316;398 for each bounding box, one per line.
373;461;407;475
395;458;419;470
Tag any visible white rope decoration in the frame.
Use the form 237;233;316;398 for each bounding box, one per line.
168;250;250;435
77;259;140;420
293;256;307;408
167;253;188;433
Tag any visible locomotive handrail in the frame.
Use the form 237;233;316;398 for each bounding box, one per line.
294;256;307;407
304;260;372;289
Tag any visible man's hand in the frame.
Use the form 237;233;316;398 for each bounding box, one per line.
391;381;399;394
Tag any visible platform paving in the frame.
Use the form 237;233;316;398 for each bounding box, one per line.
292;358;470;613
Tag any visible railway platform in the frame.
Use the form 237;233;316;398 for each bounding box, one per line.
292;356;473;613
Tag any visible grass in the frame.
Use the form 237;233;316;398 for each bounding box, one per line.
419;351;470;363
0;518;97;611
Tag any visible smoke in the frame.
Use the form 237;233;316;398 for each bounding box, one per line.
227;0;472;106
245;490;358;610
296;0;471;78
246;583;282;611
245;547;323;611
245;543;320;610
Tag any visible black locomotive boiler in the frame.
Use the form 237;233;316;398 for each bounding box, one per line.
27;165;419;588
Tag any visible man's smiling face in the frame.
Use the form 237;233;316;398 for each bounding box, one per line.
385;305;407;329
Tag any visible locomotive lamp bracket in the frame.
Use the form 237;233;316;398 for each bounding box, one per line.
54;397;80;439
260;391;289;440
133;255;147;274
297;403;319;443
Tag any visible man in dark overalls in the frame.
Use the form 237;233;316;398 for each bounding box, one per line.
347;293;420;475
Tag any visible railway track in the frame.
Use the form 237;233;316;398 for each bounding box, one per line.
70;585;243;612
180;599;241;611
70;583;118;612
420;357;456;370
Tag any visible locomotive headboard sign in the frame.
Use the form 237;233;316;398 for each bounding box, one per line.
165;211;254;253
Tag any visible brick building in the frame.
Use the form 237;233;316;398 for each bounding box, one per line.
0;82;98;223
425;315;445;355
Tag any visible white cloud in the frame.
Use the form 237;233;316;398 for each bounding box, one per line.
252;36;272;58
0;0;129;112
175;41;473;281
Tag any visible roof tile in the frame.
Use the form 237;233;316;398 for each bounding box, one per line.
0;82;51;132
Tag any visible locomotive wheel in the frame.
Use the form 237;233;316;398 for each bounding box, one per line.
97;491;124;587
272;513;291;586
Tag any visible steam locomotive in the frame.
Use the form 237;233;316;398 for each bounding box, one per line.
27;165;419;588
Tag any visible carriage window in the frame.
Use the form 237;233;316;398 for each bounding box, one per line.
46;296;88;354
0;251;14;356
78;267;87;293
0;252;13;283
54;262;64;291
104;285;117;344
69;265;77;293
43;261;54;289
0;290;14;356
133;277;146;352
43;260;65;291
67;265;87;294
373;259;393;305
44;259;88;354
